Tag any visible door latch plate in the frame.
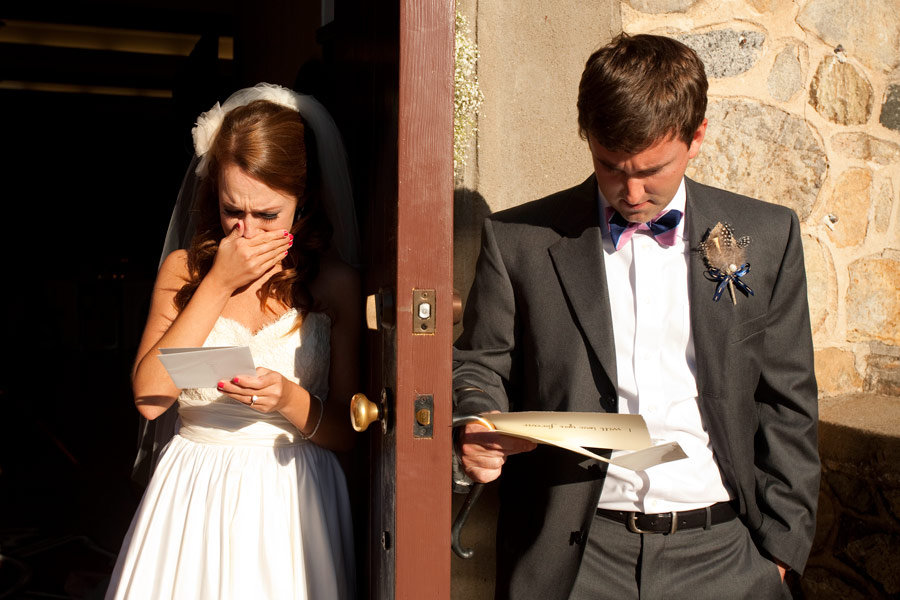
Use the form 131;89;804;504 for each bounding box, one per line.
413;394;433;438
412;289;435;334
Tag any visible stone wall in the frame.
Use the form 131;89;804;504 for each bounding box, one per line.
619;0;900;399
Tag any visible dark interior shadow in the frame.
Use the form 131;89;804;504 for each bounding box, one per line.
0;5;293;598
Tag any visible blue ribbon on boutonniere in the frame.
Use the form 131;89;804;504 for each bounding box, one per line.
704;263;754;302
699;222;753;305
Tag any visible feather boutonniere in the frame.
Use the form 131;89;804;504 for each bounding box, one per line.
699;222;754;305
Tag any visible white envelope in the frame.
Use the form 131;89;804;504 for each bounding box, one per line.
157;346;256;389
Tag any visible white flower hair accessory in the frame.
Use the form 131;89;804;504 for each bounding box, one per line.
191;104;224;161
191;83;304;177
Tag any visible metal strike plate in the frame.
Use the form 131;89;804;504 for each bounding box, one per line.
413;394;434;438
412;289;435;334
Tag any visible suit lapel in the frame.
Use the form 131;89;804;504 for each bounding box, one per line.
548;176;618;391
686;178;733;399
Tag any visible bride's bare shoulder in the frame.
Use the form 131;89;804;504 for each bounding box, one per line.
157;249;191;288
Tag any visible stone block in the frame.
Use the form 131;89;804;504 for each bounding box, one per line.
801;568;868;600
865;347;900;396
818;394;900;483
626;0;698;13
872;178;894;235
845;534;900;595
812;484;836;553
830;132;900;166
825;168;872;248
884;489;900;521
768;44;804;102
802;235;836;335
676;30;765;78
746;0;777;12
847;257;900;344
798;0;900;71
815;347;863;396
880;84;900;133
825;469;876;514
687;99;827;220
809;56;873;126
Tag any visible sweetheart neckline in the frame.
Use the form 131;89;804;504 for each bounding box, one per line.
216;307;299;337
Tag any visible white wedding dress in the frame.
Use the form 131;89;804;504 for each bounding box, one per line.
106;310;354;599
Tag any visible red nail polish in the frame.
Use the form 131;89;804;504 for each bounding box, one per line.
217;381;224;389
289;234;294;240
232;377;239;384
283;230;289;236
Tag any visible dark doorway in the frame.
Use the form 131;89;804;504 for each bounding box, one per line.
0;2;337;597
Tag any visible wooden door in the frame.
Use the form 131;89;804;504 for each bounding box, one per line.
325;0;455;597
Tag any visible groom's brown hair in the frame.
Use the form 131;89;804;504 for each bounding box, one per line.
577;33;707;153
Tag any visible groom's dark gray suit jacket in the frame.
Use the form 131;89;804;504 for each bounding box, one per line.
453;175;819;600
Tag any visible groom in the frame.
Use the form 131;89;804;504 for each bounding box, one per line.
453;34;818;599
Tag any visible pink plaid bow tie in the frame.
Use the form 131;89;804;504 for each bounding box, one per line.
606;207;683;251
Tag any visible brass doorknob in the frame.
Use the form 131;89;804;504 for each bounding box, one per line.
350;393;381;432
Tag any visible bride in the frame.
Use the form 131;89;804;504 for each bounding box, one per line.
106;84;360;599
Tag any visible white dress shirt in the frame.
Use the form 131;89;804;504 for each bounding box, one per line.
596;178;732;513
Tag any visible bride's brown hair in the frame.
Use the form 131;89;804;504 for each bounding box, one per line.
173;100;332;318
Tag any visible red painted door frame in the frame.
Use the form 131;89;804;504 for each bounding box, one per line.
392;0;455;597
327;0;454;595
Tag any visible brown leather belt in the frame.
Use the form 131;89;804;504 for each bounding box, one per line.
595;501;737;534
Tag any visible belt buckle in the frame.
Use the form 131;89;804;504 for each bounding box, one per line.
627;511;679;534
